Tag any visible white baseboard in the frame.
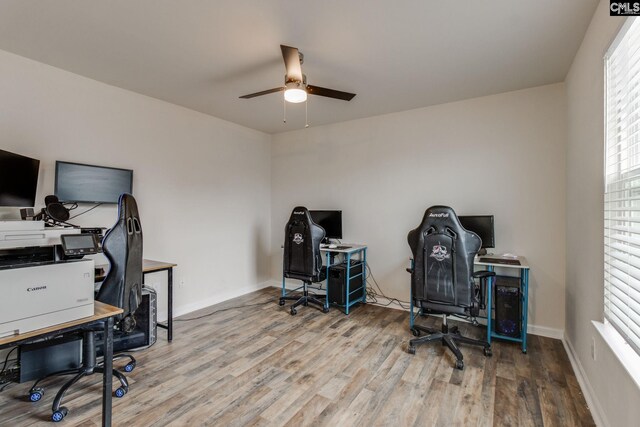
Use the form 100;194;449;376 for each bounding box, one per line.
562;335;607;427
156;281;273;322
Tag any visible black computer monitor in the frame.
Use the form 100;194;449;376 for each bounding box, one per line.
55;161;133;204
0;149;40;207
309;210;343;240
459;215;495;249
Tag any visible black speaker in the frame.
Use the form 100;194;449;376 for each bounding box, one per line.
495;276;521;338
328;261;364;306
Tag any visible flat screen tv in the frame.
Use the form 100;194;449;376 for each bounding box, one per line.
309;210;343;239
0;149;40;207
55;161;133;204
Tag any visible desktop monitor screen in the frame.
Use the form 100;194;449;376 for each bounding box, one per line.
459;215;495;248
310;210;343;239
55;161;133;204
0;149;40;207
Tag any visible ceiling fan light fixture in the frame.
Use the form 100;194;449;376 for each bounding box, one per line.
284;81;307;103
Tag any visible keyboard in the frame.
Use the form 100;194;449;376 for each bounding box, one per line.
479;257;521;266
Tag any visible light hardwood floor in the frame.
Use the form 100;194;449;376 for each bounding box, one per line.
0;288;594;426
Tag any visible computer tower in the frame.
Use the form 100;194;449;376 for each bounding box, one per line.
495;276;521;338
96;286;157;356
328;261;364;305
18;335;82;383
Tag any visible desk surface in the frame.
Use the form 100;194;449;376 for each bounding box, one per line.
320;243;367;254
96;259;177;281
474;255;529;269
0;301;122;347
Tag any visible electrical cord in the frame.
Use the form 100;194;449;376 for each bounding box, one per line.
69;203;103;220
364;262;411;310
175;299;274;322
0;348;17;376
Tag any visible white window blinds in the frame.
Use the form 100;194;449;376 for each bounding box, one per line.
605;17;640;356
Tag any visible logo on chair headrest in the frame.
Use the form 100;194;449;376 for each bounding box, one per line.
293;211;305;215
293;233;304;244
429;212;449;218
430;244;450;262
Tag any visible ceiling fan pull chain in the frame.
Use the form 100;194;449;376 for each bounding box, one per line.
305;98;309;128
283;96;287;123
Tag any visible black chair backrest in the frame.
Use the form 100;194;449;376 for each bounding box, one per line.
283;206;325;282
97;193;143;330
408;206;481;308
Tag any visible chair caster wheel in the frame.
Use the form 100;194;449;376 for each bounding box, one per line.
51;407;68;422
124;361;136;372
522;349;527;354
483;347;493;357
29;387;44;402
278;299;285;306
455;360;464;370
290;308;297;315
450;326;459;334
407;345;416;355
322;307;329;313
114;386;128;398
411;328;420;337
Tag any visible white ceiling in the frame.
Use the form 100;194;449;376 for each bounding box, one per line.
0;0;599;134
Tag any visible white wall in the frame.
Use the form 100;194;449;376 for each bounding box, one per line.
271;83;567;333
0;49;272;321
565;1;640;426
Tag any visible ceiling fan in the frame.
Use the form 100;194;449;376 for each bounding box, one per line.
239;45;356;104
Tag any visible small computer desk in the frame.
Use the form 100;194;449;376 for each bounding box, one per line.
0;302;122;427
322;244;367;314
96;259;177;342
475;255;530;353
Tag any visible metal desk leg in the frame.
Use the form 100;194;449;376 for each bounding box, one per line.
102;317;114;427
522;268;529;353
167;268;173;342
324;252;330;311
362;249;367;304
345;253;352;315
486;269;494;346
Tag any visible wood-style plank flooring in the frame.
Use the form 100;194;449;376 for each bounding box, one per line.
0;288;594;426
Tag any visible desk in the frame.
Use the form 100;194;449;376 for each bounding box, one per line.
475;255;530;353
0;302;122;426
96;259;177;342
322;244;367;314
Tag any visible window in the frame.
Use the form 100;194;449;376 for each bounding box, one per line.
604;17;640;356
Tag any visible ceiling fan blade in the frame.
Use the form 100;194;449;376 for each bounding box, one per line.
239;87;284;99
306;85;356;101
280;45;303;83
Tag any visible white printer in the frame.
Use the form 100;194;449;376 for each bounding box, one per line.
0;221;95;338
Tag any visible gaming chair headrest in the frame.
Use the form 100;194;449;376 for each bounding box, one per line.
419;205;461;232
289;206;313;224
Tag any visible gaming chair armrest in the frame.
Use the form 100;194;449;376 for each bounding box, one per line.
406;258;414;274
472;270;495;279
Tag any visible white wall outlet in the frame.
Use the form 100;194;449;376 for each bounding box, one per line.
591;337;596;361
179;278;185;289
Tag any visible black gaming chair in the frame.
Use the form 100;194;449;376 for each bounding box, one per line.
28;193;143;422
279;206;329;315
406;205;494;369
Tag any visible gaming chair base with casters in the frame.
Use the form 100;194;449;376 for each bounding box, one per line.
279;271;328;315
27;329;133;422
